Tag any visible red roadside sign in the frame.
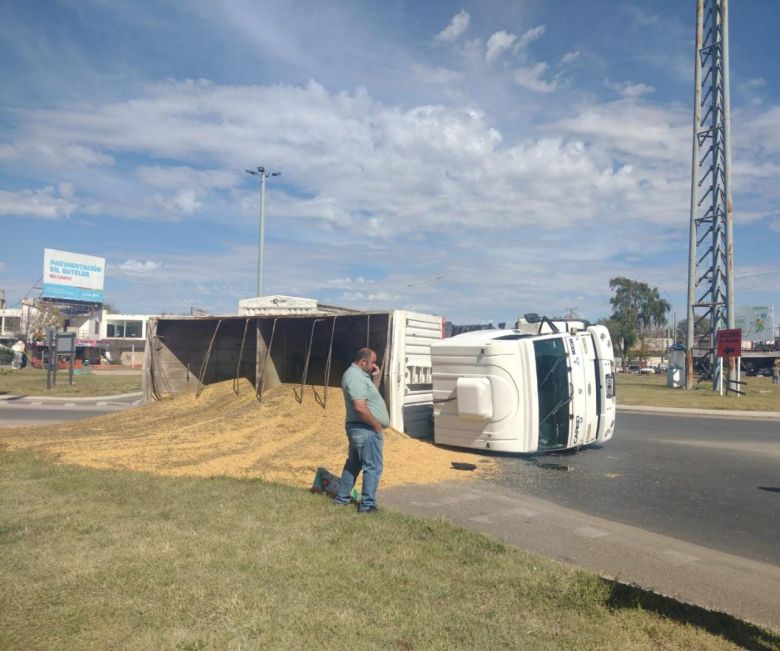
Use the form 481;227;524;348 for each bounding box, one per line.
716;328;742;358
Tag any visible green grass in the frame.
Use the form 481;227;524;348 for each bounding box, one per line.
0;367;141;397
1;452;776;650
617;373;780;412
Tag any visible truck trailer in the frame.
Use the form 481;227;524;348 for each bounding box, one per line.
144;302;444;438
431;317;616;453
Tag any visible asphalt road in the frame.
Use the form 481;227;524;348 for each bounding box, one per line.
0;394;142;427
489;412;780;565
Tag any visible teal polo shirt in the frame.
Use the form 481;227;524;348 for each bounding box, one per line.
342;363;390;428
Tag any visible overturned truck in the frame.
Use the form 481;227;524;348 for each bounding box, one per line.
143;302;444;438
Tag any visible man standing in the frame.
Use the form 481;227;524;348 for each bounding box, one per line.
334;347;389;513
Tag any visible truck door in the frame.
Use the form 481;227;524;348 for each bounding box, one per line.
566;336;590;448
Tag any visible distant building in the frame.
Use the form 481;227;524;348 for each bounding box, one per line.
0;307;22;343
1;299;167;367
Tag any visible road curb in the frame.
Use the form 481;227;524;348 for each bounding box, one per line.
617;405;780;421
0;391;143;403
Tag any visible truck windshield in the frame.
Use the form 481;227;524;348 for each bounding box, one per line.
534;338;570;450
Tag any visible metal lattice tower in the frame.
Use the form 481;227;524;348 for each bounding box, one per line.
685;0;735;391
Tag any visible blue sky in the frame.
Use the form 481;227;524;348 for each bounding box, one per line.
1;0;779;325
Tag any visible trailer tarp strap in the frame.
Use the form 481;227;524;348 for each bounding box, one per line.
295;318;324;404
256;318;277;403
195;319;222;398
314;316;338;408
232;318;251;395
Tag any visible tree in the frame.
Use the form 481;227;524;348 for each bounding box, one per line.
676;317;712;342
22;300;64;342
608;277;671;369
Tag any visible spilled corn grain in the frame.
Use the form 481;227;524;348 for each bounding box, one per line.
0;379;494;488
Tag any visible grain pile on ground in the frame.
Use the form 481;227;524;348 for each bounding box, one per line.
0;379;494;488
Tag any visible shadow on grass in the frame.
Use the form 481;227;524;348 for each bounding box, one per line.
604;579;779;650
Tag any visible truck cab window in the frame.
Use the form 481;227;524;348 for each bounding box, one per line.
534;337;570;450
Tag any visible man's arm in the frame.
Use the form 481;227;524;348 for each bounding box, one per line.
352;399;383;432
369;362;382;388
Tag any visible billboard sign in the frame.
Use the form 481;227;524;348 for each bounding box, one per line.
734;305;774;343
716;328;741;358
43;249;105;303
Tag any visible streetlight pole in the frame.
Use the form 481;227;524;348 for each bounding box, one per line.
245;166;281;297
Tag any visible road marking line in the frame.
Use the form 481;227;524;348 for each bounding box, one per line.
63;402;76;407
575;526;610;539
96;401;108;406
468;515;494;524
29;401;43;406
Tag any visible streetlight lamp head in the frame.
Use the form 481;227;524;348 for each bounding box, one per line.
271;172;281;177
245;169;257;176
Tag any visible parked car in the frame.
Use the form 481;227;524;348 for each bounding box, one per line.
627;365;640;375
639;366;655;374
655;364;668;374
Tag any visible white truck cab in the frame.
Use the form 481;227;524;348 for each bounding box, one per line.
431;318;616;453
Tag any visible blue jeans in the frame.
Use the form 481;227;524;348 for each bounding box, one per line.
334;425;384;511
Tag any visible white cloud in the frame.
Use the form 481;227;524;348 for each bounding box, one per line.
2;80;695;238
485;31;517;62
740;105;780;154
605;79;655;98
0;186;77;219
135;166;238;191
326;276;374;286
410;63;463;85
550;98;689;162
5;79;778;320
58;182;75;199
435;10;470;43
115;259;162;273
560;50;580;65
515;25;546;50
512;63;557;93
485;25;544;63
0;142;114;167
167;190;202;215
339;291;401;304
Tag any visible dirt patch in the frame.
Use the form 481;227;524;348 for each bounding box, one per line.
0;379;494;489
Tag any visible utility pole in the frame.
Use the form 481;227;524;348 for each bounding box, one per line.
245;166;281;297
564;306;578;319
685;0;735;392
